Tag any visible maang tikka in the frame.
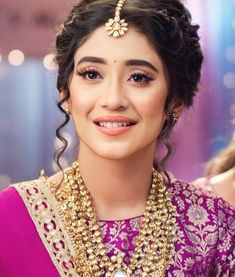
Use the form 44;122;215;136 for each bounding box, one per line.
105;0;128;38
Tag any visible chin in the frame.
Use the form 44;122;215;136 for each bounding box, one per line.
94;148;133;161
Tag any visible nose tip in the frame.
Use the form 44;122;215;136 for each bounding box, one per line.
102;97;128;110
101;84;129;110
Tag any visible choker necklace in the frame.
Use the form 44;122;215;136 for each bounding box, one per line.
57;162;177;276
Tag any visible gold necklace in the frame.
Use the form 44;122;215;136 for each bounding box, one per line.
56;162;177;277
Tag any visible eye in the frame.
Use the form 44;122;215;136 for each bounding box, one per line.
128;72;154;84
77;68;102;80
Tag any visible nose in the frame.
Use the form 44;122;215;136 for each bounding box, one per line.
100;78;129;110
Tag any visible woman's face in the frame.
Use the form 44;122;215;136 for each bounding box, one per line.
68;25;169;160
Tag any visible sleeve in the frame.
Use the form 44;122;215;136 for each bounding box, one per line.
214;197;235;276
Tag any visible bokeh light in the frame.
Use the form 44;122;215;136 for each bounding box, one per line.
223;72;235;89
8;49;25;66
43;53;57;70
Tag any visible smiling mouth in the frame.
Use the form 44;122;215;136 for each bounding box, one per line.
95;121;136;128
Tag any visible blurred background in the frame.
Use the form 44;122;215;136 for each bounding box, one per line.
0;0;235;188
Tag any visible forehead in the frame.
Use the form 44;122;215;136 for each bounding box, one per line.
74;25;164;67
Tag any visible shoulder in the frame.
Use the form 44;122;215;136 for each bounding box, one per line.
0;179;64;276
0;181;35;215
168;179;235;219
0;180;44;260
0;177;57;230
0;179;42;223
0;178;57;248
192;176;214;191
0;185;20;209
168;180;235;273
0;171;65;219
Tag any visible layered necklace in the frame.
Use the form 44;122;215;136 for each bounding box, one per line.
56;162;177;277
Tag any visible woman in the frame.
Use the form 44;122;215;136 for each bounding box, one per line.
193;132;235;207
0;0;234;276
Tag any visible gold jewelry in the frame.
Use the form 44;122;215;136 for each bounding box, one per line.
105;0;128;38
57;162;177;276
172;111;179;122
39;169;46;178
64;108;71;115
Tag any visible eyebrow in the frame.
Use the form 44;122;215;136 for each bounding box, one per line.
126;59;158;72
77;56;106;66
76;56;158;72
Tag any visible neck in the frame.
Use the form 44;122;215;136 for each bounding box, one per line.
77;143;156;220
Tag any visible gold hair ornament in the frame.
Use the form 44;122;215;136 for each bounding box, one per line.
105;0;128;38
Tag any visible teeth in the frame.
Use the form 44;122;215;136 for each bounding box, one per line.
98;122;131;128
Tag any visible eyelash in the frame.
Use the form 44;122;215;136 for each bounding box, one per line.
77;68;102;80
76;68;154;84
128;72;154;84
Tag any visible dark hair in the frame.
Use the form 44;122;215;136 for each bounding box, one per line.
205;134;235;175
54;0;203;174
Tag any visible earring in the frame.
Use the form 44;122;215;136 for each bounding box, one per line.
172;111;180;122
65;108;71;115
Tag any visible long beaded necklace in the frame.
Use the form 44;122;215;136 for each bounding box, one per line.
56;162;177;277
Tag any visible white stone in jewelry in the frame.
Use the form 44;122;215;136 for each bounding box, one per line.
112;269;130;277
105;0;128;38
105;16;128;38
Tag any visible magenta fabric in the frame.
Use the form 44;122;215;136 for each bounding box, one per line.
98;216;142;265
99;181;235;276
1;181;235;276
167;181;235;275
0;186;59;277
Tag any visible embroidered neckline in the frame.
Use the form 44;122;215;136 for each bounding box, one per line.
98;214;144;223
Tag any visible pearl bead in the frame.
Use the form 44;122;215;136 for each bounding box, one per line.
112;269;129;277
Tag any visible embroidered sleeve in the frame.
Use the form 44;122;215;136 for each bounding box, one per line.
214;197;235;276
166;180;235;276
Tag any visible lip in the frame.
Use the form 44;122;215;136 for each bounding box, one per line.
93;115;138;136
93;115;137;123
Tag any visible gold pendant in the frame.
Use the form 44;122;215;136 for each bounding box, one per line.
111;269;130;277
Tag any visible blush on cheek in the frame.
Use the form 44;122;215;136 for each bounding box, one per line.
137;88;168;116
70;91;87;109
141;100;166;117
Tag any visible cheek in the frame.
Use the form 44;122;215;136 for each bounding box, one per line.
138;91;167;118
69;82;94;112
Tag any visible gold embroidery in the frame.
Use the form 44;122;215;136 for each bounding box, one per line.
13;180;77;277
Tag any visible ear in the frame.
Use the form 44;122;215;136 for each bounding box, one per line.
172;101;184;115
170;101;184;122
60;90;71;113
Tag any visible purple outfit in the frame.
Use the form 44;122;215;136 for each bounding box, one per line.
0;180;235;276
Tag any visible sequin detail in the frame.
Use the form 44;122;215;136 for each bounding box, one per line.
14;181;77;276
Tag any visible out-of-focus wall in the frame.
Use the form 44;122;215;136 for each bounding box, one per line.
0;0;75;56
